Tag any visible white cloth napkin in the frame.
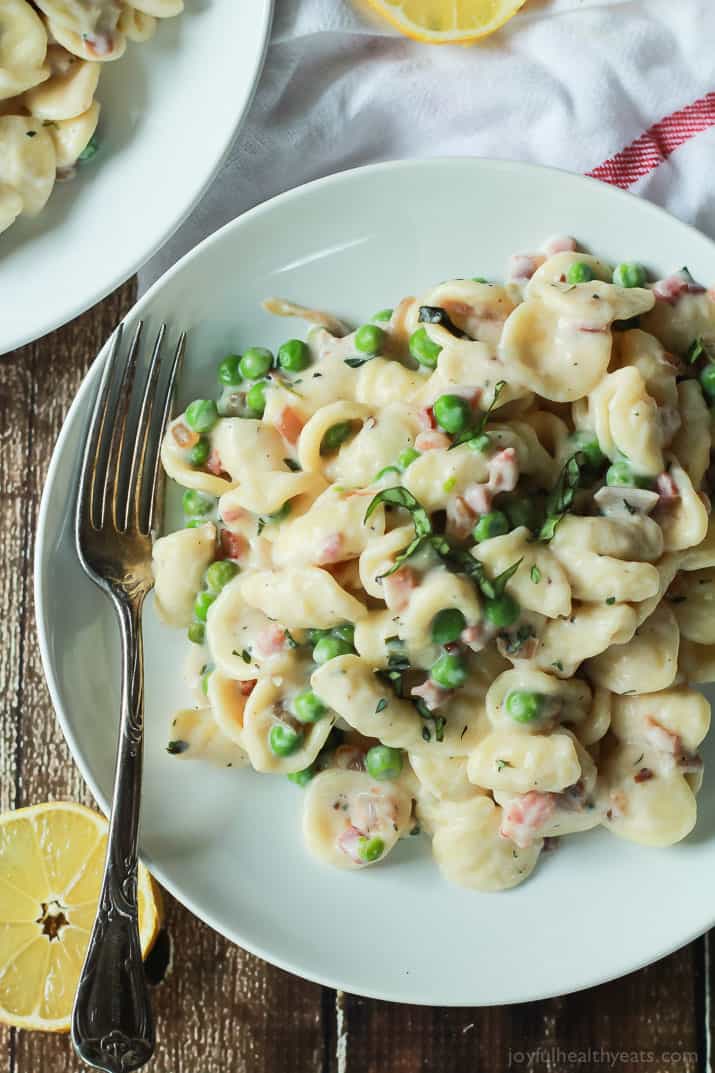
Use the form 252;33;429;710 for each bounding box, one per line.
139;0;715;290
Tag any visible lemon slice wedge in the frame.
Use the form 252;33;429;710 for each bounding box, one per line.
0;802;161;1032
365;0;527;43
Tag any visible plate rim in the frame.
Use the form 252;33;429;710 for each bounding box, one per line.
2;0;274;356
34;155;715;1005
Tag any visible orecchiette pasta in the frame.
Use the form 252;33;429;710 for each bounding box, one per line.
0;0;181;235
154;239;715;891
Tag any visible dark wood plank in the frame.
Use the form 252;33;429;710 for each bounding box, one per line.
337;941;705;1073
0;288;328;1073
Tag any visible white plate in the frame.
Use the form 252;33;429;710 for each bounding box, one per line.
36;158;715;1006
0;0;273;356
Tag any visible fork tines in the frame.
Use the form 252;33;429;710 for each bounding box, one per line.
76;322;185;542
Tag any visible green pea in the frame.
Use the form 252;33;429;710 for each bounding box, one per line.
269;723;303;757
700;364;715;400
483;593;520;628
185;399;219;434
431;608;466;645
293;690;328;724
185;518;207;528
239;346;273;380
187;622;205;644
467;433;491;453
182;490;213;517
194;590;216;622
372;309;393;322
613;262;647;288
287;766;315;786
472;510;510;543
506;690;545;724
246;380;268;416
572;430;606;471
357;836;385;862
307;628;332;646
365;745;403;781
277;339;310;373
320;420;353;453
355;323;386;355
430;652;468;689
433;394;471;434
333;624;355;645
218;354;243;386
409;327;442;368
188;437;210;467
397;446;420;469
313;636;353;664
566;261;595;284
205;559;239;592
605;461;654;489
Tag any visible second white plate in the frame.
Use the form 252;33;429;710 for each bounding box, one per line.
0;0;273;355
36;158;715;1005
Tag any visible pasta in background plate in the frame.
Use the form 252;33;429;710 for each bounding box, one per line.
153;237;715;892
0;0;182;235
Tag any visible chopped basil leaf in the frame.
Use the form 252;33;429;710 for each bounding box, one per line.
166;739;189;755
257;517;266;535
450;379;506;448
283;457;301;471
538;452;584;540
606;596;616;605
344;357;371;368
284;629;299;649
496;759;512;772
417;305;469;339
365;486;433;578
530;565;542;584
375;697;388;713
499;623;535;656
551;660;564;672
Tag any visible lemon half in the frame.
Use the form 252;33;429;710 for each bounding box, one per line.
0;802;161;1032
366;0;527;43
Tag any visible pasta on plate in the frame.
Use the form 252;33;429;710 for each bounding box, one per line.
0;0;182;235
153;237;715;891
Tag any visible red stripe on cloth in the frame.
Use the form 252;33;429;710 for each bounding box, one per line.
587;92;715;189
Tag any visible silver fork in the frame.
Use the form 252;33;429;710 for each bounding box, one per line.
72;322;184;1073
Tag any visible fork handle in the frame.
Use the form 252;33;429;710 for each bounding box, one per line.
72;596;154;1073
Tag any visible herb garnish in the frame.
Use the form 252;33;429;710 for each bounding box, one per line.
538;452;584;540
606;596;616;605
284;629;299;649
344;357;372;368
364;487;436;577
284;458;301;472
420;715;446;743
418;305;469;339
496;759;512;772
375;697;388;714
166;740;189;755
551;660;564;672
530;565;542;584
450;380;506;448
499;623;536;656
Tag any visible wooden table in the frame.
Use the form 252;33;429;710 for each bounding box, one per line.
0;284;710;1073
